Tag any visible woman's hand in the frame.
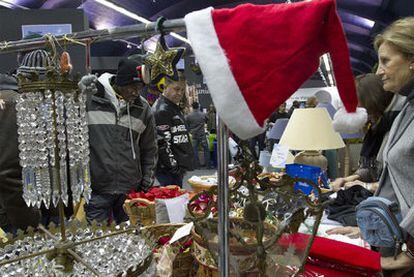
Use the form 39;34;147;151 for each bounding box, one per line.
330;177;346;192
344;179;367;189
344;180;379;192
330;175;360;192
326;226;361;239
381;253;414;273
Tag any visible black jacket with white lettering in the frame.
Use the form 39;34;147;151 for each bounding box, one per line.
87;74;157;194
154;96;194;174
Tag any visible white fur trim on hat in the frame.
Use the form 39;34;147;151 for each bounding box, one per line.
185;8;264;140
333;107;368;134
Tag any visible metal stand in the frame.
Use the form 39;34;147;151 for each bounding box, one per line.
217;116;229;277
0;19;185;53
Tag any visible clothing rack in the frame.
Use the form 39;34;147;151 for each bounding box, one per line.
0;18;230;277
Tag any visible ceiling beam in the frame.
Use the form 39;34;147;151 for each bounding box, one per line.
337;3;396;27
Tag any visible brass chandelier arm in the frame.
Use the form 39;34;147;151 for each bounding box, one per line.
67;249;102;277
39;225;58;240
39;225;102;276
71;227;134;247
296;210;324;276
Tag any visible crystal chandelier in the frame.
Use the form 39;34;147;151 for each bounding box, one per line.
15;69;91;209
0;44;154;276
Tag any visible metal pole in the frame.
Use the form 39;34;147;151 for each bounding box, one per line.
0;19;186;54
216;116;229;277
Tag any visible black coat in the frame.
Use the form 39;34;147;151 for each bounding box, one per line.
87;77;157;194
154;96;194;174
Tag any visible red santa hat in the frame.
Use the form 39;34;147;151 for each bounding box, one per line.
185;0;357;139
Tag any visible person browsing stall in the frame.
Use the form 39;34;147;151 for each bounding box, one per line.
328;17;414;275
84;58;157;224
154;72;194;187
186;101;210;169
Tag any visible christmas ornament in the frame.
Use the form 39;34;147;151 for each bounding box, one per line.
185;0;357;139
144;37;185;85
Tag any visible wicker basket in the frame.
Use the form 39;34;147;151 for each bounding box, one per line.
192;239;259;277
123;198;155;226
142;223;194;277
188;180;217;193
124;185;187;226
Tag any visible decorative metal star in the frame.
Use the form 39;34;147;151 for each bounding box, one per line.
144;38;185;85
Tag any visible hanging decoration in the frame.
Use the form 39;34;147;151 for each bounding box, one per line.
144;19;185;85
15;48;91;209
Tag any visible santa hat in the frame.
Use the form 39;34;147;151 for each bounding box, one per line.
185;0;357;139
333;106;368;134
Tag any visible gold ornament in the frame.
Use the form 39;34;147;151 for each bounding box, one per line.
144;39;185;85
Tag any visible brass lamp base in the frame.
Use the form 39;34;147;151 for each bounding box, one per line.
294;150;327;171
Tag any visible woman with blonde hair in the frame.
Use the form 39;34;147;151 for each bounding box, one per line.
328;17;414;275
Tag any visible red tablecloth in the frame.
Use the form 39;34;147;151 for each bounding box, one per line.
279;233;381;276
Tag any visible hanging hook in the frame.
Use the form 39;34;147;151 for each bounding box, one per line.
155;16;167;48
155;16;167;36
43;34;59;68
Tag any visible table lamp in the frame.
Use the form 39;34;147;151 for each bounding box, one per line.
279;108;345;171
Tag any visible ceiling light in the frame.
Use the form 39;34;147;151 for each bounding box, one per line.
93;0;151;24
0;0;29;9
170;32;191;45
0;1;14;8
328;73;335;87
92;0;190;45
322;53;331;72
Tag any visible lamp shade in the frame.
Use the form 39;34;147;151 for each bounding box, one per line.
279;108;345;151
267;118;289;140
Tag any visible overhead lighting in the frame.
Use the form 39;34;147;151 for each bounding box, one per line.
328;73;335;87
170;32;191;45
92;0;190;45
322;53;331;73
0;1;14;8
93;0;150;24
0;0;29;9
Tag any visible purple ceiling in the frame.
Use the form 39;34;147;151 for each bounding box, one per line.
2;0;414;75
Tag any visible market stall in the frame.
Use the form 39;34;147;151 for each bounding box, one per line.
0;1;384;276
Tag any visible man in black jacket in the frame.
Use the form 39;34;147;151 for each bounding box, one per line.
84;58;157;224
154;73;194;187
0;73;40;233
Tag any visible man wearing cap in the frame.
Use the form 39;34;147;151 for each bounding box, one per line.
84;58;157;224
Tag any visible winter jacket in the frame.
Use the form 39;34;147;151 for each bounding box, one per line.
154;95;194;174
0;74;40;230
186;110;207;139
376;80;414;240
87;73;157;194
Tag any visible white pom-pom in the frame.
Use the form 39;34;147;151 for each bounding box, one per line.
333;107;368;134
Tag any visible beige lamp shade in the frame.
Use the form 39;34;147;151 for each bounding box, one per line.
279;108;345;151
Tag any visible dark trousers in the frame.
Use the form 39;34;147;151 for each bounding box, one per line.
249;133;266;158
156;171;184;188
192;137;210;168
84;192;128;224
